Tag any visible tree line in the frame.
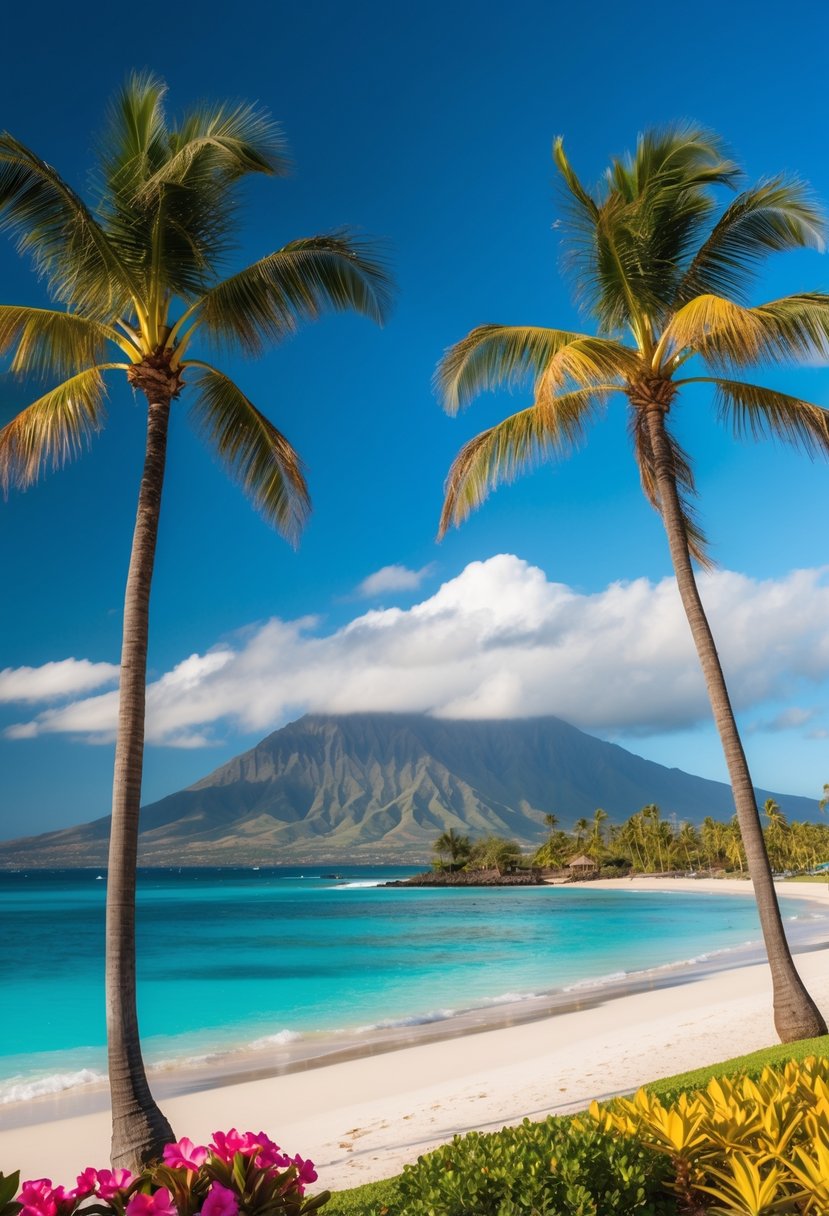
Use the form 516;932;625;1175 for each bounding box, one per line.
434;801;829;877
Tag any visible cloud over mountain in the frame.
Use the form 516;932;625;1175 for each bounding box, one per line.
4;555;829;747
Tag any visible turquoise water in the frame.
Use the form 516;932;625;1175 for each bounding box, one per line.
1;867;825;1102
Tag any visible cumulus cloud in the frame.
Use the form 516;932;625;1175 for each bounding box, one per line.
354;563;436;597
0;659;119;704
7;555;829;747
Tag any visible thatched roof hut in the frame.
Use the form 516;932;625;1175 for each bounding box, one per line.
567;853;597;872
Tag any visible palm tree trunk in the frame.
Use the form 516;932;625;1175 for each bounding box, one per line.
644;404;826;1041
106;396;175;1169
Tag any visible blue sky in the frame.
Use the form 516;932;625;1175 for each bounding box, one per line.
2;0;829;838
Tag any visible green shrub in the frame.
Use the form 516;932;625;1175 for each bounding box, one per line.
396;1115;674;1215
324;1177;401;1216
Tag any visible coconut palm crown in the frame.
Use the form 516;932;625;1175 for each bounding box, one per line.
436;126;829;1042
0;73;392;1170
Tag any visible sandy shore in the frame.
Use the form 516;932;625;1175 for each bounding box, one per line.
4;878;829;1190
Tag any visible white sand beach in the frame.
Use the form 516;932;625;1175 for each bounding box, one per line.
4;878;829;1191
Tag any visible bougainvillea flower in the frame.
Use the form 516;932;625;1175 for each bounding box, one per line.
162;1138;209;1171
201;1183;238;1216
95;1170;134;1200
125;1187;176;1216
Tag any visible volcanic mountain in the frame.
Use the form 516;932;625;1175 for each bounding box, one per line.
0;713;818;866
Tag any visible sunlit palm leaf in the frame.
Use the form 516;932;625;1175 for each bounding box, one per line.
536;335;638;399
0;136;135;317
438;388;617;536
629;409;711;566
657;294;767;367
675;179;825;305
0;306;126;379
696;377;829;454
437;324;600;414
659;292;829;370
186;363;310;542
0;364;118;491
191;234;392;354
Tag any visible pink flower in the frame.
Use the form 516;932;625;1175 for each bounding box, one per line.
208;1130;247;1162
18;1180;57;1216
209;1130;275;1162
162;1138;209;1171
201;1184;238;1216
290;1155;318;1186
125;1188;177;1216
71;1170;98;1199
95;1170;134;1201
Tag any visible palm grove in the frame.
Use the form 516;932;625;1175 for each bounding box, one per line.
1;80;828;1169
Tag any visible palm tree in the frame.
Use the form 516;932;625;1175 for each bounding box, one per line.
433;828;472;870
436;125;828;1041
572;816;590;850
0;75;391;1168
589;807;608;858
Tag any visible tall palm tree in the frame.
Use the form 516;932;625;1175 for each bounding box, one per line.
0;74;392;1168
436;126;829;1041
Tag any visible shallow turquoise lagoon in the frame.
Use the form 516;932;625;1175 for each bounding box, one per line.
1;867;825;1101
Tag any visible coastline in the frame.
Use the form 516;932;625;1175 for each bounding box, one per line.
3;878;829;1188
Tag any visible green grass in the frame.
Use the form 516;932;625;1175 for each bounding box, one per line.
321;1036;829;1215
645;1033;829;1103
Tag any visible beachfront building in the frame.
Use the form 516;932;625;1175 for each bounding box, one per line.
567;854;598;876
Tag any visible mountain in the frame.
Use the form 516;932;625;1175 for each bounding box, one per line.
0;713;819;866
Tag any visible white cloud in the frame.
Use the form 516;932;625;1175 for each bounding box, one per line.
7;555;829;747
354;563;436;597
0;659;119;704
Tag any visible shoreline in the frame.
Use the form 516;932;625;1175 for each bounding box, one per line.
4;877;827;1126
3;878;829;1187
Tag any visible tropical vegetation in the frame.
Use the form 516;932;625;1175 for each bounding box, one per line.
430;806;829;878
436;125;829;1041
0;73;391;1169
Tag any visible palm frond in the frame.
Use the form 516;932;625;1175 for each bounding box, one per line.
656;294;767;367
0;135;136;316
0;306;129;379
183;234;392;355
536;336;638;399
137;102;289;201
185;363;310;542
0;364;120;491
662;292;829;372
99;71;170;202
555;126;738;336
437;324;595;414
438;388;616;536
629;408;711;566
675;179;825;305
682;376;829;455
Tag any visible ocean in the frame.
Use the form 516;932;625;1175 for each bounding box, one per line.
1;867;826;1110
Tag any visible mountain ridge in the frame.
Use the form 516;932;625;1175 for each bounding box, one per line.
0;712;819;866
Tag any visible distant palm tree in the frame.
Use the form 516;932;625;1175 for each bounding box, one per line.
572;817;590;850
589;807;608;858
0;74;392;1168
433;828;472;870
543;811;559;843
436;125;828;1041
